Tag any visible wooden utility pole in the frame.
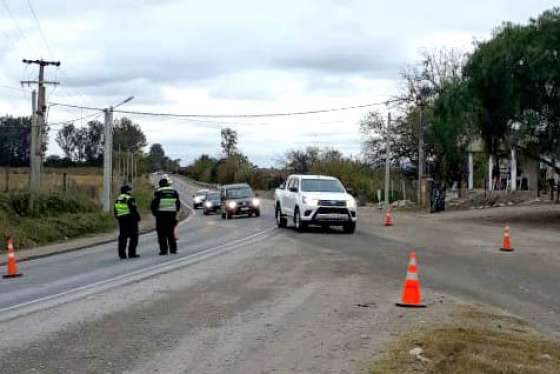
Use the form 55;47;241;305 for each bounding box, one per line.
21;59;60;192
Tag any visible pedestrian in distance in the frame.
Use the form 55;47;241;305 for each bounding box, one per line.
151;178;181;255
114;185;141;259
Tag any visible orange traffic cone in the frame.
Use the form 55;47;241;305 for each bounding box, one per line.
384;206;393;226
396;252;425;307
3;236;22;279
500;225;514;252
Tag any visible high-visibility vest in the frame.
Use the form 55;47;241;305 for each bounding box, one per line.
115;194;131;217
158;187;178;212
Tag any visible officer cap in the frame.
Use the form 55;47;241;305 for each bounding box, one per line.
121;184;132;193
159;178;169;187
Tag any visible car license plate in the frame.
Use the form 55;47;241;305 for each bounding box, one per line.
240;207;249;211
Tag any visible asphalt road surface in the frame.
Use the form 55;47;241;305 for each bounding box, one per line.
0;177;275;320
0;177;559;373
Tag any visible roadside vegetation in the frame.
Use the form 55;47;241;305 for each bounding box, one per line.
0;192;115;250
0;173;154;251
370;306;560;374
182;129;415;204
0;112;178;250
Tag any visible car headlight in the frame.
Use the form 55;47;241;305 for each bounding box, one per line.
205;201;212;208
194;196;201;203
228;201;237;209
346;199;357;208
302;196;318;206
252;198;260;206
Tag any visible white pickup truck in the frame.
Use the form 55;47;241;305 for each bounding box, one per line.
274;174;357;233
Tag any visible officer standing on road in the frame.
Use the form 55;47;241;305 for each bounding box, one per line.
114;185;141;259
151;178;181;255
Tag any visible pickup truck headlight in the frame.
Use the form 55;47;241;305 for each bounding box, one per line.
227;201;237;209
346;199;357;208
252;198;260;206
205;201;212;208
302;196;318;206
194;196;202;203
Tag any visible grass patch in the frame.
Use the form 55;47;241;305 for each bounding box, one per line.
0;190;117;249
370;306;560;374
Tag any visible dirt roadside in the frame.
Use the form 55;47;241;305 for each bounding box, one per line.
360;203;560;260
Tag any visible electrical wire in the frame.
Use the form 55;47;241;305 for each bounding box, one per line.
49;98;403;119
25;0;51;57
1;0;39;55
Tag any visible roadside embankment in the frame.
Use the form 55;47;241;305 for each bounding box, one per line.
0;176;156;252
369;304;560;374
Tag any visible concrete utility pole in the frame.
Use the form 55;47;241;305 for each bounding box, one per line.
101;96;134;211
29;90;39;193
417;105;424;204
385;112;391;208
102;107;113;212
21;59;60;191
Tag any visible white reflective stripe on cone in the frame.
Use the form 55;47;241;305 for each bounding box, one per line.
406;271;419;281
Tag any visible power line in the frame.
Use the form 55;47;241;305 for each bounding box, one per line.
49;99;402;119
1;0;38;55
48;111;103;127
25;0;51;57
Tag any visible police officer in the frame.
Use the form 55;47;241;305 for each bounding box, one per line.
151;178;181;255
114;185;141;259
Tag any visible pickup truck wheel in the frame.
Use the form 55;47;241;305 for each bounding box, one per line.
343;222;356;234
221;212;226;219
255;209;261;217
294;208;306;233
275;205;287;228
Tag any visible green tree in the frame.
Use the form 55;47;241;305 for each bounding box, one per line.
0;116;31;167
146;143;166;171
220;128;238;158
113;117;147;153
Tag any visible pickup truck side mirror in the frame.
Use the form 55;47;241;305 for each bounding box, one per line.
279;183;285;190
289;187;298;193
346;187;354;195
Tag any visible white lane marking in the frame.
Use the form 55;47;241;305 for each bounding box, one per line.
0;227;276;320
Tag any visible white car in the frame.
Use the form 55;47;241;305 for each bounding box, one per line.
274;175;357;233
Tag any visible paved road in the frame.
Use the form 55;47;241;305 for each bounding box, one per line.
1;177;559;372
0;176;276;319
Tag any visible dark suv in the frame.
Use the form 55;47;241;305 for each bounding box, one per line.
220;183;261;219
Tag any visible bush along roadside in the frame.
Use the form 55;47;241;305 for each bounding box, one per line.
0;192;116;251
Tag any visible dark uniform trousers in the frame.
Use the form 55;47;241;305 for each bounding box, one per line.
118;216;139;258
156;212;177;254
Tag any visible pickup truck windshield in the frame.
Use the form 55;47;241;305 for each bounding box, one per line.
227;187;252;199
207;193;220;200
300;179;345;193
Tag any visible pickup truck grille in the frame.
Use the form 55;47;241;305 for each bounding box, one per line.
316;207;348;214
318;200;346;207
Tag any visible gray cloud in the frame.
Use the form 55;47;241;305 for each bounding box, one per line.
1;0;558;166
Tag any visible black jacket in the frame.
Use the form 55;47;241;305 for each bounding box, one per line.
113;194;141;222
151;187;181;216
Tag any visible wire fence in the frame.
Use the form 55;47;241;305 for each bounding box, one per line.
0;167;102;200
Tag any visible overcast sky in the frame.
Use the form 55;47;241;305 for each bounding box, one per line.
0;0;557;167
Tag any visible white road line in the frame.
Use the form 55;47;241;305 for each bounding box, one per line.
0;227;276;321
